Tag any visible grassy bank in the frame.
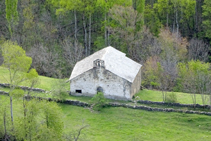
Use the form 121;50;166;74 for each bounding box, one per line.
0;66;69;91
1;95;211;141
135;89;206;105
61;104;211;141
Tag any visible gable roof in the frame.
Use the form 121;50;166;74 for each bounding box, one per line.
69;46;142;83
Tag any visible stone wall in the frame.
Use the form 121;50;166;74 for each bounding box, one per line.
24;95;211;116
106;103;211;116
0;83;45;92
1;90;211;116
70;67;131;100
130;69;142;97
136;100;211;109
0;90;9;95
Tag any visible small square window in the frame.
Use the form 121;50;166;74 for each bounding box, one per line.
75;90;82;93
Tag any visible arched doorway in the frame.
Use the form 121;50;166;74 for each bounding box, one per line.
97;86;103;93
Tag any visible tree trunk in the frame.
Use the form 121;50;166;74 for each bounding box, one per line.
10;96;13;125
4;107;7;138
82;14;87;56
176;9;179;37
104;13;107;46
74;9;77;53
167;13;169;27
88;14;91;55
107;17;110;46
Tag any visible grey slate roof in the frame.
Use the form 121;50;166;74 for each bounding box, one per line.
69;46;142;83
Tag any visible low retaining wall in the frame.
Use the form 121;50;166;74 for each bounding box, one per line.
136;100;211;109
1;90;211;116
0;83;45;92
0;90;9;95
24;95;211;116
24;95;89;107
106;103;211;116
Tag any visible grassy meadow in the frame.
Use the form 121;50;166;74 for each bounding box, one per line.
0;95;211;141
135;89;206;105
61;104;211;141
0;66;69;91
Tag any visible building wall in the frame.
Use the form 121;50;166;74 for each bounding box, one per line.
130;68;141;98
70;67;132;100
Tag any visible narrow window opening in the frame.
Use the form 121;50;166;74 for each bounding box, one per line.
93;59;105;68
75;90;82;93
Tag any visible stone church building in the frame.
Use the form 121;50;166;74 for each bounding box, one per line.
69;46;142;100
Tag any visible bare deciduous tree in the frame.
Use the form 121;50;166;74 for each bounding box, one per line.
188;38;210;62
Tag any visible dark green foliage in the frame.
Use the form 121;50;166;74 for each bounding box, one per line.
203;0;211;40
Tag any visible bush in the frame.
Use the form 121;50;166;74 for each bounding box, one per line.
90;92;107;111
165;92;177;103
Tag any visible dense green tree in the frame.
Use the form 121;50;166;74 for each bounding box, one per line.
1;40;38;126
144;4;161;36
178;60;211;106
14;99;64;141
5;0;19;37
202;0;211;40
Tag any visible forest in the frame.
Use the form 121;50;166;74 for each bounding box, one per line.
0;0;211;90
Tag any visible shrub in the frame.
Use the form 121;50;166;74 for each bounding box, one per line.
90;92;107;111
165;92;177;103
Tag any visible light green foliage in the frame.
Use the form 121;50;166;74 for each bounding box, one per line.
96;0;132;13
135;0;145;14
133;0;145;28
177;60;211;105
0;96;11;139
142;57;160;88
5;0;19;36
42;101;64;140
202;0;211;40
90;92;107;111
22;0;35;30
14;99;40;141
13;99;64;141
1;40;39;126
10;88;24;98
51;78;69;101
50;0;97;15
1;41;39;90
178;60;210;92
165;92;177;103
1;41;31;74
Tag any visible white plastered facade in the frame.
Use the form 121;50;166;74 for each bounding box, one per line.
69;46;142;100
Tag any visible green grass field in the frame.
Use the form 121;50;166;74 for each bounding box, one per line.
135;89;207;105
0;66;69;91
61;104;211;141
1;95;211;141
